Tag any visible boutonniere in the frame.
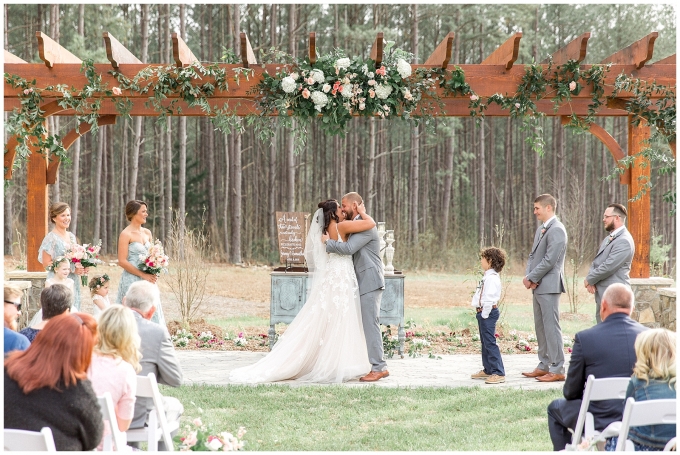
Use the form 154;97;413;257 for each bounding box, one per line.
606;234;615;245
541;228;547;235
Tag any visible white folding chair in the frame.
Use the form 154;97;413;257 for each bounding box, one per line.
3;427;57;451
125;373;177;451
566;374;631;450
664;436;677;451
614;397;676;451
97;392;128;451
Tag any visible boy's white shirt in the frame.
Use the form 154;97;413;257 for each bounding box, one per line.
470;269;501;319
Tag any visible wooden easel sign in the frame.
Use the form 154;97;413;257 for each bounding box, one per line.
275;212;310;265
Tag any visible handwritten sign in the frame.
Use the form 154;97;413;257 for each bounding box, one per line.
276;212;309;265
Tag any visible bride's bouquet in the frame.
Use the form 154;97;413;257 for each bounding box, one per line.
138;239;169;276
65;241;102;286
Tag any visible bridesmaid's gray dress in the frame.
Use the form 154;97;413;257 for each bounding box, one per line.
116;241;166;328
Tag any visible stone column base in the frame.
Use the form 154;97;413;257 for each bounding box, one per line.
6;270;47;330
630;278;675;330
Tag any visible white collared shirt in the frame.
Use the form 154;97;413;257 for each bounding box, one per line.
542;215;557;229
470;269;502;318
608;225;625;238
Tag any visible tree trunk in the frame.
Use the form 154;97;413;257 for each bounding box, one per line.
164;5;173;241
93;128;105;242
367;118;376;208
478;119;485;247
442;130;454;247
230;4;242;263
286;4;296;212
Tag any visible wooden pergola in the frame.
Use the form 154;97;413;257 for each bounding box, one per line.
4;30;676;276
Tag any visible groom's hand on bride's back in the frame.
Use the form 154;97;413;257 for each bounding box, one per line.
321;233;330;245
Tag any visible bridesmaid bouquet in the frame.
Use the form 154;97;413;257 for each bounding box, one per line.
138;239;169;276
66;241;103;286
174;417;246;451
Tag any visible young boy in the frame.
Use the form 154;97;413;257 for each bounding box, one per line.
470;247;507;384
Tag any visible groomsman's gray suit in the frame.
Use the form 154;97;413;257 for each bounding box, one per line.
526;218;568;375
325;217;387;372
586;227;635;323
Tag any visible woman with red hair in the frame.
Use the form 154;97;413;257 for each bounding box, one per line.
4;312;103;451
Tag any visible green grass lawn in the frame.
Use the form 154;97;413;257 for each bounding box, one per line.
162;384;563;451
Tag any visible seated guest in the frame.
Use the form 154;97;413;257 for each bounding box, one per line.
4;284;30;355
547;283;648;451
19;284;72;342
88;305;142;449
4;312;103;451
605;328;677;451
123;281;183;450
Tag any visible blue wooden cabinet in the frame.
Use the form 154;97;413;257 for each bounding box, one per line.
269;269;405;356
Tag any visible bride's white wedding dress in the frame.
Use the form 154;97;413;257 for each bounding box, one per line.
229;227;370;384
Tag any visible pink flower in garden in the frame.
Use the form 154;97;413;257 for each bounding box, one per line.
515;103;521;109
193;417;203;427
184;431;198;448
470;94;479;101
23;88;34;95
369;89;375;98
494;333;500;338
238;332;244;337
525;346;531;351
568;347;573;353
569;81;577;91
376;66;387;76
112;87;122;96
302;88;311;99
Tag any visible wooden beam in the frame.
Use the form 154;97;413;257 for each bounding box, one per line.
239;32;257;68
627;118;651;278
172;33;198;67
370;33;384;67
26;128;48;272
103;32;142;69
308;32;317;65
4;50;26;63
561;116;630;184
424;32;454;69
481;32;522;70
654;54;676;65
36;31;81;68
46;115;117;184
601;32;658;69
541;32;590;65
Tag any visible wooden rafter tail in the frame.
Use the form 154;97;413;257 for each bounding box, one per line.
481;32;522;70
602;32;658;69
541;32;590;65
4;136;20;179
4;50;26;63
172;33;198;68
46;115;118;184
654;54;675;65
240;33;257;68
370;32;384;68
36;31;82;68
103;32;142;69
424;32;454;69
309;32;317;65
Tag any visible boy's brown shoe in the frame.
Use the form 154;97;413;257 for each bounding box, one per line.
485;374;506;384
471;370;490;379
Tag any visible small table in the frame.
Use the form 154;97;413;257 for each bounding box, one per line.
269;268;405;356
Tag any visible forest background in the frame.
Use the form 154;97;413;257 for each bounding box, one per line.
2;4;676;276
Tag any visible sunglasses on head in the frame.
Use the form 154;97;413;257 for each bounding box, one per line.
4;300;22;311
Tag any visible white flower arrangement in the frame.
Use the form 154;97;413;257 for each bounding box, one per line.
411;338;431;347
397;58;412;78
528;333;537;342
281;76;297;94
310;69;325;84
289;72;299;81
374;84;393;100
335;57;350;70
563;336;573;347
172;328;193;348
198;331;214;342
311;91;329;110
341;83;354;98
234;333;248;347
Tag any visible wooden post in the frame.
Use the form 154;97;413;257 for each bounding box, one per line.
26;124;49;272
627;117;651;278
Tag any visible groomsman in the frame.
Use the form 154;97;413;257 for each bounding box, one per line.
584;203;635;324
522;194;568;382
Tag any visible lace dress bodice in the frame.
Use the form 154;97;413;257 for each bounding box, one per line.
37;230;81;309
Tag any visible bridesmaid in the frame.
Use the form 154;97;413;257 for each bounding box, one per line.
116;200;166;329
36;203;87;312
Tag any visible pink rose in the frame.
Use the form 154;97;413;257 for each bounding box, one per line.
112;87;122;96
306;77;315;85
569;81;577;91
184;431;198;448
302;88;310;99
193;417;203;427
368;79;376;86
515;103;521;109
376;66;387;76
369;89;375;98
470;94;479;101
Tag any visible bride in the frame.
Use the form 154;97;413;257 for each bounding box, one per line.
229;199;376;383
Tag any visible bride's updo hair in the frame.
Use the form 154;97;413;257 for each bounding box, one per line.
318;200;340;234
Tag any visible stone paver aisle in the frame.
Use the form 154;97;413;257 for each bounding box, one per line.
176;351;569;390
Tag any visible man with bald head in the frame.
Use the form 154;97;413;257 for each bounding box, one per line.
546;283;648;450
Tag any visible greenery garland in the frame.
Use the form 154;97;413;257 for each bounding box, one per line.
3;46;675;203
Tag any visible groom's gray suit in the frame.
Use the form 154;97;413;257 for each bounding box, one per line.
586;227;635;323
325;216;387;372
526;217;568;375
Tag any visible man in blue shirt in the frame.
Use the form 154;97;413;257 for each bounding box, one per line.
4;285;30;355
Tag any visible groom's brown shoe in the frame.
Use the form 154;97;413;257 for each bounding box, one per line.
522;368;548;378
360;370;390;382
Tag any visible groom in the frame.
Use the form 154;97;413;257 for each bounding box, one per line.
322;192;389;382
